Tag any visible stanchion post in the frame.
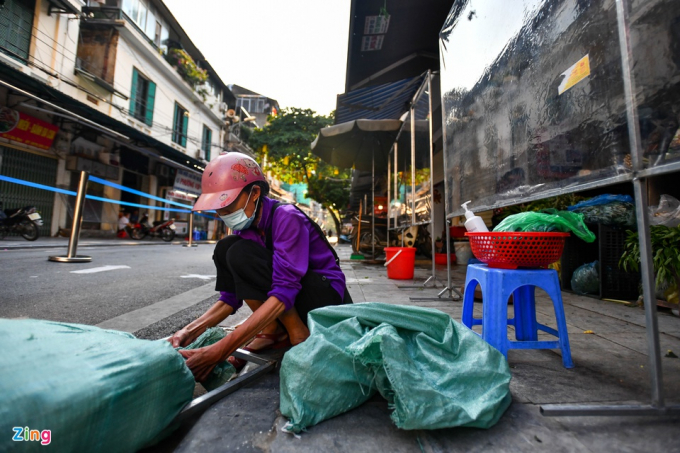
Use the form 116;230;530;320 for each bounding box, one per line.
183;209;198;248
49;171;92;263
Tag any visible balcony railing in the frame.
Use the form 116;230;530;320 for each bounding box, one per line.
81;6;125;26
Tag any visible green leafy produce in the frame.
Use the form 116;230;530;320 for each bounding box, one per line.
619;225;680;296
571;202;636;227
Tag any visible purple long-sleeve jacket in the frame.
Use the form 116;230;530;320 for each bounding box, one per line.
218;196;345;312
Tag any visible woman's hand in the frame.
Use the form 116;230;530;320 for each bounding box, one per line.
179;346;223;382
168;328;198;348
167;300;235;348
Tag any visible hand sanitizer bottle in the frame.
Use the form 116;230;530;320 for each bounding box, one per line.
461;201;489;232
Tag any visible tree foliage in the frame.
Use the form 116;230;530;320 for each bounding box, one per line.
247;107;351;233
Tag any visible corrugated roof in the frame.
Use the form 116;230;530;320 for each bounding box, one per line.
335;74;425;124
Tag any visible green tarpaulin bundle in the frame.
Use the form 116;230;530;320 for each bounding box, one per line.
280;303;512;433
177;327;236;391
0;319;194;453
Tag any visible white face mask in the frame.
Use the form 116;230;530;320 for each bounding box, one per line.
219;187;258;230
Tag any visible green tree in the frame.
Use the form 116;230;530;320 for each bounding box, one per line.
247;107;351;234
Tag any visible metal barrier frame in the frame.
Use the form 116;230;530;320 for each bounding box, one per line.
387;72;453;299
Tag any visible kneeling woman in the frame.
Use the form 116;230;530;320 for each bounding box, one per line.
171;152;351;382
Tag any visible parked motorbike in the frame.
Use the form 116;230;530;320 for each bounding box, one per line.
0;205;42;241
130;213;176;241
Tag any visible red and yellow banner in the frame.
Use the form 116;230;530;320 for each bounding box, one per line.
0;107;59;150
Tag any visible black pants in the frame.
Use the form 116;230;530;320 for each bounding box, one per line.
213;235;352;325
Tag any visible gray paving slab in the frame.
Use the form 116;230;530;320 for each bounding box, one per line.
604;330;680;358
346;284;366;303
566;297;680;336
269;399;421;453
417;403;591;453
509;359;642;405
171;374;281;453
550;413;680;453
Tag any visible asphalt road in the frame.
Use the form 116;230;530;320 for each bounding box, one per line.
0;243;220;339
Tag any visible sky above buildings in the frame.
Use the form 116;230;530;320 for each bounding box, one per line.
164;0;351;116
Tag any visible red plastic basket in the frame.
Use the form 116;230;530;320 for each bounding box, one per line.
465;232;570;269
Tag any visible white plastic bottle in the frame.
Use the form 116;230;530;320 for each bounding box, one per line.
461;201;489;232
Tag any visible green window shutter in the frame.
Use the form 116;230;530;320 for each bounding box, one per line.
0;0;35;62
181;112;188;148
145;80;156;126
172;104;179;143
130;69;139;116
204;127;212;161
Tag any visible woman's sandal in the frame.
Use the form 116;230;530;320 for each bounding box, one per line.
228;332;291;371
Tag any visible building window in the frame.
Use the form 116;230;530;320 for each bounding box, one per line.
237;97;268;114
202;126;212;161
0;0;35;63
154;21;162;47
173;103;188;147
129;68;156;126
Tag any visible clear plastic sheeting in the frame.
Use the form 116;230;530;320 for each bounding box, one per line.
440;0;632;217
629;0;680;171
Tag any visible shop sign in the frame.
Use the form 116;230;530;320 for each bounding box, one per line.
0;107;59;150
166;189;194;201
173;169;201;196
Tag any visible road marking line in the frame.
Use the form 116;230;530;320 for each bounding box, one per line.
70;265;131;274
95;282;217;333
180;274;216;280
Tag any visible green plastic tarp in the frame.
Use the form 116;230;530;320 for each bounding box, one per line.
0;319;194;453
279;303;512;433
177;327;236;391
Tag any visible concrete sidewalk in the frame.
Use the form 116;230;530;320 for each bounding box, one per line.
149;244;680;452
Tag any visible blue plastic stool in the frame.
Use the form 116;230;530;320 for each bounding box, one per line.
462;263;573;368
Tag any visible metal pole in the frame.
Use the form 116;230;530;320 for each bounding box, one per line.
394;142;398;230
542;0;664;416
371;150;376;259
183;210;198;248
387;147;391;245
427;71;438;285
49;171;92;263
438;78;459;300
615;0;663;407
410;109;416;226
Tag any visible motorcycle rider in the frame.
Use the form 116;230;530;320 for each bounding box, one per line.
169;152;352;382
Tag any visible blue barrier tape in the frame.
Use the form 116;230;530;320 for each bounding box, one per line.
89;175;194;209
1;174;217;219
0;174;77;197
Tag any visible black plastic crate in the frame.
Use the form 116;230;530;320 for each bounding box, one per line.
560;224;599;292
599;225;640;300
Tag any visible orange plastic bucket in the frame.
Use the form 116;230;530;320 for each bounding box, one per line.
384;247;416;280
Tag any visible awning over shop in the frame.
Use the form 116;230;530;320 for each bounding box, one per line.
311;119;402;172
335;75;425;124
